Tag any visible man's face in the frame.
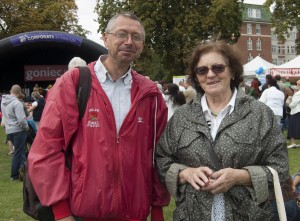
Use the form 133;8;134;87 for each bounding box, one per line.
103;16;144;65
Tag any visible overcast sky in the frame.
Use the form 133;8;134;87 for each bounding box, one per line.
75;0;266;45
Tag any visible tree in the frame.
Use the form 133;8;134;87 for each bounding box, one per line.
95;0;243;81
0;0;89;40
265;0;300;53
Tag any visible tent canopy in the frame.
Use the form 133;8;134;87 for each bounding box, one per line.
243;56;277;77
276;55;300;68
270;55;300;77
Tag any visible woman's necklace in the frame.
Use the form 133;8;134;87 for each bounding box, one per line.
210;110;218;117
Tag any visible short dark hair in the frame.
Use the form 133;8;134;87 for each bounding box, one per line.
275;75;281;81
268;78;277;87
187;41;243;94
266;74;272;80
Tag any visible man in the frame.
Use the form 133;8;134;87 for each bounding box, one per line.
1;85;28;180
183;79;197;104
275;74;286;93
259;78;285;128
28;12;170;221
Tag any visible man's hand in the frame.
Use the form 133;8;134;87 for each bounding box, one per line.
56;216;76;221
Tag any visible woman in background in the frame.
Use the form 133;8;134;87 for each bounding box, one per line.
163;83;186;120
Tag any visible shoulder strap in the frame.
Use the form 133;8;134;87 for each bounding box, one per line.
76;66;92;119
65;66;92;169
205;139;223;170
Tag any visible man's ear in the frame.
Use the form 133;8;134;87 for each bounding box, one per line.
102;33;108;48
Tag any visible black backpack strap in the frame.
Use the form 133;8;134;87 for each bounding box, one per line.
76;66;92;120
65;66;92;169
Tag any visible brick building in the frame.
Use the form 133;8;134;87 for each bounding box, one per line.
236;3;272;65
236;3;298;66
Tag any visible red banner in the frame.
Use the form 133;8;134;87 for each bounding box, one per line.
24;65;68;81
270;68;300;77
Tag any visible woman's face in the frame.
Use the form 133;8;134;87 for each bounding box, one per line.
195;52;233;98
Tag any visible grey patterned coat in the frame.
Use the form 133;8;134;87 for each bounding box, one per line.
156;92;289;221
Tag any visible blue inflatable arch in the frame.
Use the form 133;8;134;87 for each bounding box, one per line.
0;31;107;92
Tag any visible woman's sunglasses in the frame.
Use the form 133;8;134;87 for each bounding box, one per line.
195;64;227;76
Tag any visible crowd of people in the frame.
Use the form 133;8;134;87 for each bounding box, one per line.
0;11;299;221
242;74;300;149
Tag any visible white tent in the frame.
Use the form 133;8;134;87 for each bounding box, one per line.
270;55;300;77
243;56;277;77
277;55;300;68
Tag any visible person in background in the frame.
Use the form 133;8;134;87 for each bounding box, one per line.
285;86;295;137
178;81;186;92
259;78;285;128
285;77;291;88
163;83;186;120
261;74;272;93
1;85;29;181
33;83;39;92
275;75;286;93
287;80;300;148
28;12;170;221
183;79;197;104
155;41;289;220
28;91;45;130
249;77;261;99
68;57;87;70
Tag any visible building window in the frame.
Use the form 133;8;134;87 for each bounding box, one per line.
271;31;277;40
272;59;277;65
287;46;290;54
248;54;253;62
247;38;253;50
248;8;261;18
256;24;261;34
247;24;252;34
272;45;277;53
256;39;261;50
291;46;295;54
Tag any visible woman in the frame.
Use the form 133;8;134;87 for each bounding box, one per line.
164;83;186;120
287;80;300;148
156;41;289;220
28;91;45;130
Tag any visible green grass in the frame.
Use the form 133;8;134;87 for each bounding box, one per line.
0;128;299;220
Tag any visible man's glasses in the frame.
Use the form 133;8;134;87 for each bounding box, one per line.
195;64;227;76
107;31;144;42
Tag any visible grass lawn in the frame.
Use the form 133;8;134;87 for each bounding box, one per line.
0;128;299;220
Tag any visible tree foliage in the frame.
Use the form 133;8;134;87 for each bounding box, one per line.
95;0;243;81
0;0;89;40
265;0;300;53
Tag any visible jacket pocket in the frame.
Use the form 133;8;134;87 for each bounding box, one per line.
225;123;256;145
177;129;200;150
173;201;188;221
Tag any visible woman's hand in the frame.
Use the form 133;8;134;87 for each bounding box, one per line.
178;167;214;190
202;168;251;195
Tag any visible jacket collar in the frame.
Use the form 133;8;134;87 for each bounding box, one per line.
183;90;253;136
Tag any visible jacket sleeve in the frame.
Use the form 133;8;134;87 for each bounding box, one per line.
15;101;29;131
28;69;80;209
155;112;187;202
289;92;300;109
243;103;289;204
151;92;170;221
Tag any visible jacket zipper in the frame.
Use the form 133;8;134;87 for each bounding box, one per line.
113;134;120;215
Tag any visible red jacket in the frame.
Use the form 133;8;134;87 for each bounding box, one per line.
28;62;170;221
